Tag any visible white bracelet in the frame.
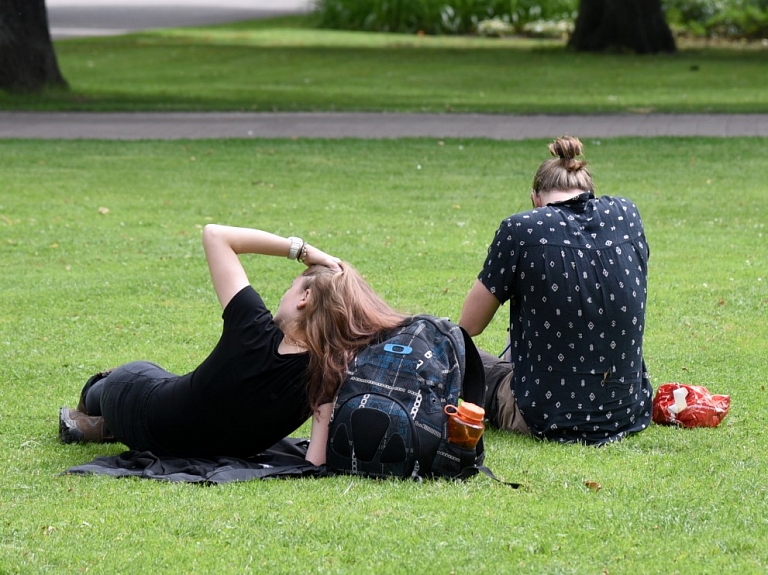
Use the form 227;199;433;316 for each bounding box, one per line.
287;236;303;260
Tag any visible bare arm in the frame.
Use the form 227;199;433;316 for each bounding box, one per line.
458;280;501;336
305;403;332;465
202;224;341;310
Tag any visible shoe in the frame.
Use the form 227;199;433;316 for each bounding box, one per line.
59;407;116;444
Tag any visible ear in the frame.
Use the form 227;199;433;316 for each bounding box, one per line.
296;288;311;310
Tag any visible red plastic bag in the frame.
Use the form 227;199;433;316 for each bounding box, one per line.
652;383;730;428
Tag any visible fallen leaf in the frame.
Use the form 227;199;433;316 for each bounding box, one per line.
584;480;601;492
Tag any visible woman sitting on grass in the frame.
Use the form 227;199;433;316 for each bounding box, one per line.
460;136;652;445
59;224;405;465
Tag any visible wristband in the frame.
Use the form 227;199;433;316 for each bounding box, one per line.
287;236;303;260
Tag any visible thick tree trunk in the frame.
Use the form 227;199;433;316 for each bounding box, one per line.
0;0;68;93
568;0;676;54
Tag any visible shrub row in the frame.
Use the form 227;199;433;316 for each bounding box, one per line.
664;0;768;39
313;0;768;39
313;0;578;37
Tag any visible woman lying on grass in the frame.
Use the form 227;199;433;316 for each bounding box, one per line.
59;224;405;465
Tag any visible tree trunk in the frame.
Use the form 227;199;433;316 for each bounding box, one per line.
568;0;676;54
0;0;68;93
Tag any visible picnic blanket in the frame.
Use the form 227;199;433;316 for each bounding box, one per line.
63;438;329;484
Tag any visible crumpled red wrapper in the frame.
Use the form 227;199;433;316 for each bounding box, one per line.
652;383;731;428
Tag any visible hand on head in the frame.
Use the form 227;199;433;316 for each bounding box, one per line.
303;245;342;271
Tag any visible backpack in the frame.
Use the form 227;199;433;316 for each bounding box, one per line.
326;315;487;481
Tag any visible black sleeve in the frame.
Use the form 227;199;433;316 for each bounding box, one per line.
221;285;274;333
478;219;519;305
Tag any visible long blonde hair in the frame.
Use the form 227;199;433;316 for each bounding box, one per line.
532;135;594;195
293;263;406;410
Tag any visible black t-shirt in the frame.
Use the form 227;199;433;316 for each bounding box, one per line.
480;193;653;444
146;286;311;457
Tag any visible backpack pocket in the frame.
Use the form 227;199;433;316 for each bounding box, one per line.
327;393;419;479
430;438;483;479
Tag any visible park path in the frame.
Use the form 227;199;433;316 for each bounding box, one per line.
3;111;768;140
3;1;764;140
46;0;313;39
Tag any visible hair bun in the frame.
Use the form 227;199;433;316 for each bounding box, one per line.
548;135;584;161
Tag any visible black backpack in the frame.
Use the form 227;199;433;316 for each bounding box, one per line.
326;315;487;480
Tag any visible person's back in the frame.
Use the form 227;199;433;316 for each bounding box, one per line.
460;136;653;444
496;192;651;443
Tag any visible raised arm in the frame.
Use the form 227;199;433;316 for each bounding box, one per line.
458;280;501;337
202;224;341;309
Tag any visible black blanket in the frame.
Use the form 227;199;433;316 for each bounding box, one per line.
64;438;329;484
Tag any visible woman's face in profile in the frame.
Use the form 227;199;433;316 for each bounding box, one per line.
273;275;309;329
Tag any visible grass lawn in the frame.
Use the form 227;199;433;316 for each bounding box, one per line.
1;15;767;113
1;136;767;573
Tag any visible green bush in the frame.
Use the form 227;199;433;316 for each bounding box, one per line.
664;0;768;38
314;0;768;39
314;0;578;36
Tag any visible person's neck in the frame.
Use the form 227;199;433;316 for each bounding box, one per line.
279;330;307;355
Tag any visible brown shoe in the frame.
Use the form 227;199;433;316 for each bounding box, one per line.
59;407;116;444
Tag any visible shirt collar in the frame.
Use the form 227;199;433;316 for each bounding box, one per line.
548;191;595;211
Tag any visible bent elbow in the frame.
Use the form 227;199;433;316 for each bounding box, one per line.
466;325;485;338
458;317;484;338
202;223;223;247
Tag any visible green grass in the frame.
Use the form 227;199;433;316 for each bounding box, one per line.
1;136;767;573
1;15;767;113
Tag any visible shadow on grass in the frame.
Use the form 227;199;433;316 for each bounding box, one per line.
2;15;767;113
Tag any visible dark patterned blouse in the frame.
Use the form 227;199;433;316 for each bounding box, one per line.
479;192;653;444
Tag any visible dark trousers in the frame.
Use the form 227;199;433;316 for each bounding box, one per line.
81;361;174;452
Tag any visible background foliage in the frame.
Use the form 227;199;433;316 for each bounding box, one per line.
664;0;768;39
314;0;578;36
313;0;768;39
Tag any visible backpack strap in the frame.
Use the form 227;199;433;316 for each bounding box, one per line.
459;326;486;407
456;464;523;488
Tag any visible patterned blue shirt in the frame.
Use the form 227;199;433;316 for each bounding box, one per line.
479;193;653;444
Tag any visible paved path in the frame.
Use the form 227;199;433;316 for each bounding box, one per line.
14;2;766;140
47;0;313;39
2;111;768;140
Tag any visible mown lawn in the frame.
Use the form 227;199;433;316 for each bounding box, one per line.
1;15;767;113
1;136;766;573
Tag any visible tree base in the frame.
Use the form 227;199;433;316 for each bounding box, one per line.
0;0;69;93
568;0;677;54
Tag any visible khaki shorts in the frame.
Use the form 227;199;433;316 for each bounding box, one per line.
479;350;531;437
